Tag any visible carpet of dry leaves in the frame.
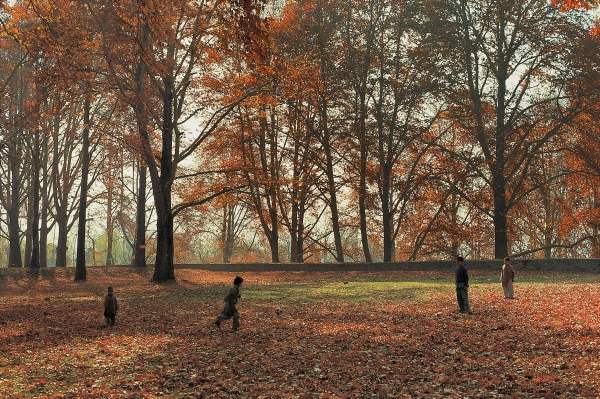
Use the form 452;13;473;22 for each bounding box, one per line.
1;267;600;398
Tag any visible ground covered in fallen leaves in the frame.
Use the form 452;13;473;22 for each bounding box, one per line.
1;267;600;398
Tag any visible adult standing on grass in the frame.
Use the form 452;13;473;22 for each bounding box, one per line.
455;256;471;314
501;257;515;299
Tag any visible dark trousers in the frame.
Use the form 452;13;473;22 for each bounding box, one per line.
456;283;470;312
216;306;239;330
105;312;116;327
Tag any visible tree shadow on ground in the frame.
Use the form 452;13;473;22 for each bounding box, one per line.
1;272;600;398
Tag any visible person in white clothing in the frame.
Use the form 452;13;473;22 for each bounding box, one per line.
501;257;515;299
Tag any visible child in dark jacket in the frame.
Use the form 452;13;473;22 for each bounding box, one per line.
104;286;118;327
214;276;243;331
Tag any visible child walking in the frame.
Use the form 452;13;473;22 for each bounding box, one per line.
104;286;118;327
214;276;243;331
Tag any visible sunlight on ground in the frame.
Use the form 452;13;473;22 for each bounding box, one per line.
1;267;600;398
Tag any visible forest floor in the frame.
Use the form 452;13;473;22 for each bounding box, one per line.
1;267;600;398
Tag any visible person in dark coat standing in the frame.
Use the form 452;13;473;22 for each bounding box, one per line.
214;276;243;331
104;286;118;327
455;256;471;314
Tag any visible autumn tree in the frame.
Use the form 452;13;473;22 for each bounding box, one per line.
2;0;598;269
424;0;595;259
94;0;266;281
0;19;29;268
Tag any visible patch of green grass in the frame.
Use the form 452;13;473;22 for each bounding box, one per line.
158;272;600;305
243;280;445;303
160;280;445;304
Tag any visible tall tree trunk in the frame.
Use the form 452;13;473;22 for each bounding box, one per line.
288;180;306;263
316;2;344;263
105;167;114;266
358;99;373;263
24;190;33;268
290;189;299;263
492;7;509;260
227;207;235;262
222;204;234;263
592;228;600;259
39;201;48;267
544;244;552;259
221;204;227;261
152;191;175;282
492;176;509;259
381;167;393;262
55;215;68;267
133;162;146;266
593;194;600;258
222;205;229;263
40;137;49;268
7;60;24;268
345;0;374;264
323;131;344;263
543;203;553;259
51;105;67;267
7;164;22;268
90;234;97;266
268;191;279;263
75;95;91;282
270;229;279;263
268;124;280;264
493;188;509;258
132;22;149;268
296;197;306;263
29;131;41;269
151;75;175;283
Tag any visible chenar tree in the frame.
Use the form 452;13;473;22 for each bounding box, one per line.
18;0;109;281
93;0;267;282
0;16;29;268
562;23;600;257
271;0;349;263
423;0;596;259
